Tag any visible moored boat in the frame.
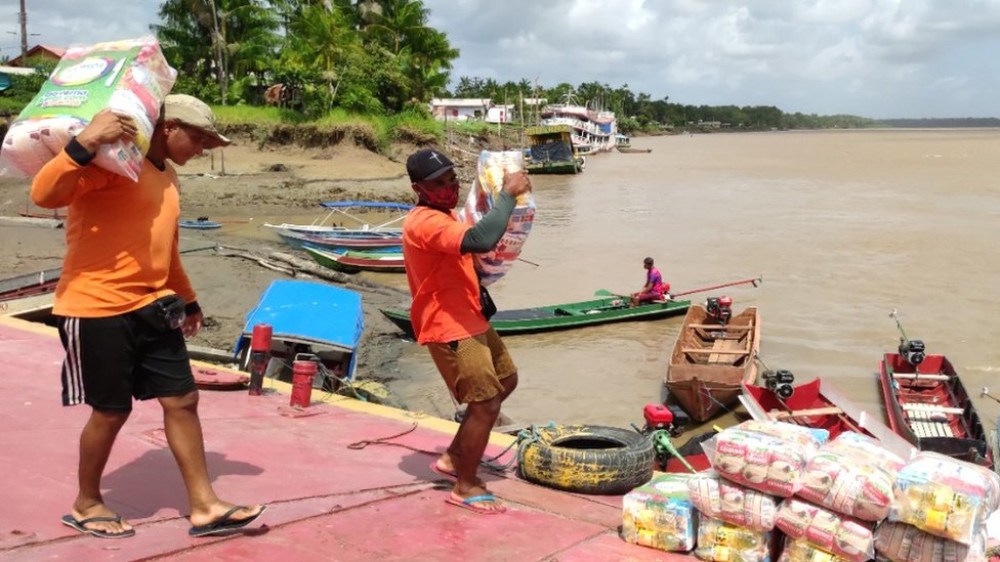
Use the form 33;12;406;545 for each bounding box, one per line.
879;347;991;467
263;200;410;238
0;266;61;303
540;94;617;154
179;217;222;230
740;372;916;459
303;245;405;273
664;299;760;422
878;311;992;467
614;134;652;153
380;290;690;338
273;227;402;251
233;279;363;384
524;124;584;175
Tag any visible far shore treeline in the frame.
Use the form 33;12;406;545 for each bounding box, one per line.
3;0;999;150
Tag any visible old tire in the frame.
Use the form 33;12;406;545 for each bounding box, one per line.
516;424;654;495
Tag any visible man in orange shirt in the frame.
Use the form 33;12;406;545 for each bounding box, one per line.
403;149;531;514
31;95;264;539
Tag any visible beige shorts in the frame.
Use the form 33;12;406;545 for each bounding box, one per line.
425;328;517;405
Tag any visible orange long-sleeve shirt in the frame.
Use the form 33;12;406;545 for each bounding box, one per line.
31;150;196;317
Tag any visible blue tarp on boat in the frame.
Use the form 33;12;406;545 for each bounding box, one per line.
234;280;364;380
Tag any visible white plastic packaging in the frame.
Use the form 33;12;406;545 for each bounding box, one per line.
0;36;176;181
457;150;536;286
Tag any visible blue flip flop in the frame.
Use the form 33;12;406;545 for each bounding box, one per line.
189;505;267;537
61;514;136;539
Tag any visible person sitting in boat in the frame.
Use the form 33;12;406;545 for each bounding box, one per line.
631;257;670;306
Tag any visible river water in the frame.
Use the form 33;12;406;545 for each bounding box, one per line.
384;129;1000;437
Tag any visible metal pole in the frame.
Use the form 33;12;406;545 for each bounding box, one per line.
19;0;28;62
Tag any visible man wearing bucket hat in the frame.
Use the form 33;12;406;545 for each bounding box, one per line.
31;93;265;539
402;148;532;515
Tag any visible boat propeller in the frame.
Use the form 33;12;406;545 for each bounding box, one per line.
890;309;926;366
763;369;796;399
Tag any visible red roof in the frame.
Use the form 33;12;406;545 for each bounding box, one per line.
8;44;65;67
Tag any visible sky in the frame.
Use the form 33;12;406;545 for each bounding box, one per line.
3;0;1000;119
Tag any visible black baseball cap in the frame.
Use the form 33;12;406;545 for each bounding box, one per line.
407;149;455;183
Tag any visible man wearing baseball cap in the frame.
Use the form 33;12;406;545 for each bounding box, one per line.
31;94;264;539
402;148;532;514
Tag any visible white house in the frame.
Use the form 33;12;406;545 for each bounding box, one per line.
485;105;515;124
430;98;492;121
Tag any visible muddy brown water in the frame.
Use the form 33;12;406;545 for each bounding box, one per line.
381;129;1000;440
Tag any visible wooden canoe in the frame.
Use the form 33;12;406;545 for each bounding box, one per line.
740;376;916;459
303;245;405;273
664;305;760;422
879;351;992;467
380;291;690;337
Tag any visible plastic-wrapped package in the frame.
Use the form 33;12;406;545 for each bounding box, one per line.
777;537;852;562
702;425;814;497
776;497;875;562
0;36;176;180
874;520;986;562
796;436;897;522
825;431;906;473
621;472;698;553
457;150;535;286
737;420;829;452
688;470;779;532
889;451;1000;545
694;514;772;562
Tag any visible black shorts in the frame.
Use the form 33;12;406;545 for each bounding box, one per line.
57;303;196;411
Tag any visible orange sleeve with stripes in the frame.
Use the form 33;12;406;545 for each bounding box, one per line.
31;151;196;317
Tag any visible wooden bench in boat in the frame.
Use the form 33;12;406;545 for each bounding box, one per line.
901;403;964;415
768;406;844;420
892;373;951;381
687;324;752;330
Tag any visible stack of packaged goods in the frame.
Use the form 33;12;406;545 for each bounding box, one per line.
687;470;781;562
619;420;1000;561
0;36;176;181
874;451;1000;561
457;150;536;287
695;420;830;561
621;472;699;553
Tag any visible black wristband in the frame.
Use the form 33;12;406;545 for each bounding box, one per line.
184;301;202;316
65;137;96;166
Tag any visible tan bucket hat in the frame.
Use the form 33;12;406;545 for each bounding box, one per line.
164;94;231;147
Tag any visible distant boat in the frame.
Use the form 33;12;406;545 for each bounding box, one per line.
263;201;411;238
179;217;222;230
273;228;402;251
540;93;617;154
303;245;405;273
524;124;584;175
615;134;652;153
233;279;363;384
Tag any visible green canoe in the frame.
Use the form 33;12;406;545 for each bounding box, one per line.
380;290;691;337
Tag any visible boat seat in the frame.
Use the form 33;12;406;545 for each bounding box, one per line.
687;324;751;330
892;372;950;381
681;348;750;355
769;406;843;420
553;308;577;316
901;403;964;415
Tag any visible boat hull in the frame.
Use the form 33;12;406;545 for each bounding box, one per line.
304;245;405;273
878;352;992;467
380;292;690;337
275;228;402;251
664;305;760;422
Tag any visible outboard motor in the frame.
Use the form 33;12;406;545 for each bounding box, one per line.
705;296;733;324
763;369;796;399
899;338;926;366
